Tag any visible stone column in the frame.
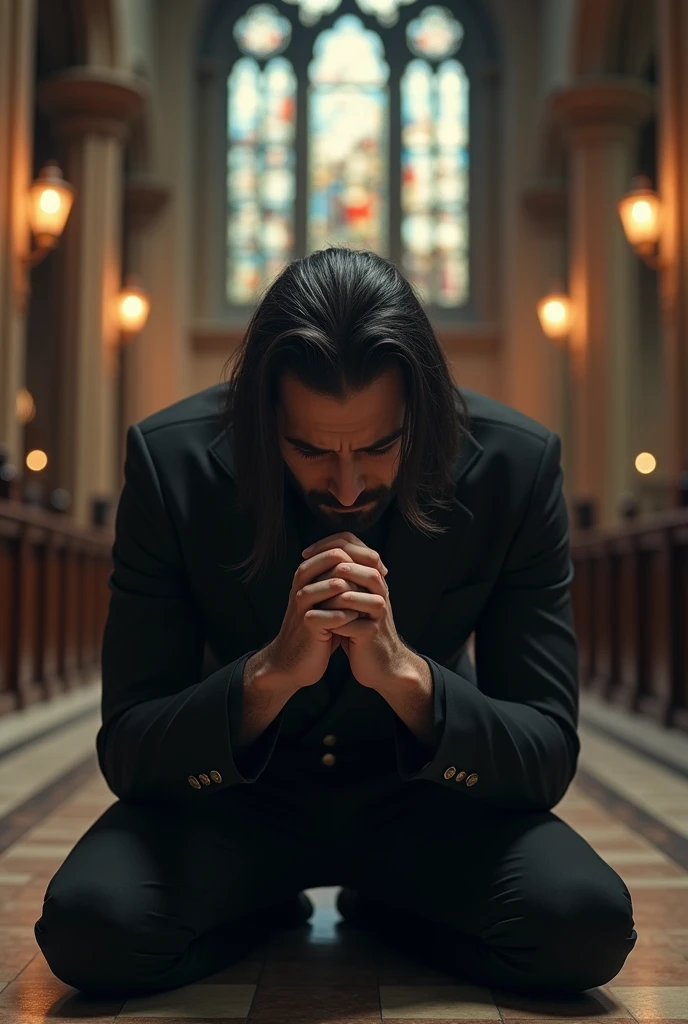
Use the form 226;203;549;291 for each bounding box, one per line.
37;67;146;526
0;0;36;467
550;78;654;527
521;179;571;475
120;176;170;468
657;0;688;487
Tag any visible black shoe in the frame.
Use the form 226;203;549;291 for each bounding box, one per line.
258;891;314;928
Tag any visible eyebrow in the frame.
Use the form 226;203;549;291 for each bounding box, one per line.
285;427;404;455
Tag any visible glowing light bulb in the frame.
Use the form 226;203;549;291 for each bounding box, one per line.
26;449;48;472
635;452;656;475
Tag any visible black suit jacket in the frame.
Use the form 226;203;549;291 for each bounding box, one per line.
97;383;580;812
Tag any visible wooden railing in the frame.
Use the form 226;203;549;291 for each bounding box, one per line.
0;500;113;716
570;507;688;733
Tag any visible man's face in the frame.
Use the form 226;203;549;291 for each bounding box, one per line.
276;366;405;531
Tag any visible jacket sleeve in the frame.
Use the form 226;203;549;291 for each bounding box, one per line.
392;431;580;811
96;424;284;806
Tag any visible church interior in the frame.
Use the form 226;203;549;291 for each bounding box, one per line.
2;0;688;1019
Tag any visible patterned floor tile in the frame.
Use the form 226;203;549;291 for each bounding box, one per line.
628;891;688;926
0;1013;121;1024
493;985;632;1019
381;1020;502;1024
119;983;256;1019
610;950;688;983
119;1019;248;1024
376;948;458;986
631;929;688;953
121;1019;247;1024
603;850;674;865
205;957;264;985
556;808;620;827
377;966;459;986
576;826;652;847
610;985;688;1019
0;978;123;1020
23;823;91;841
260;958;378;986
602;864;688;880
625;877;688;888
248;983;381;1021
0;702;687;1022
2;843;74;859
379;985;500;1019
0;900;42;927
0;857;64;877
246;1019;379;1024
0;929;43;985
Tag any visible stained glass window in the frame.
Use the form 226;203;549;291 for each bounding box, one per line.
406;4;463;59
308;16;389;253
282;0;419;28
401;20;469;306
226;1;471;309
227;49;297;303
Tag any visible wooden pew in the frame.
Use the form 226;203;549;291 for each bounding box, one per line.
0;501;113;716
571;508;688;732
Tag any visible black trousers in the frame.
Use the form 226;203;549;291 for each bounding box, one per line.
35;759;637;999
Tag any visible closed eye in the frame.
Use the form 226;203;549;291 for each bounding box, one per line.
296;443;397;461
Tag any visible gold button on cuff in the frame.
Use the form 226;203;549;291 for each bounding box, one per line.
322;753;336;766
454;771;467;783
188;775;201;789
209;771;222;783
198;774;211;786
443;766;457;780
466;773;479;787
323;734;337;746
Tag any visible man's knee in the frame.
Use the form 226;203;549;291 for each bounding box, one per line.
34;880;190;998
503;876;638;993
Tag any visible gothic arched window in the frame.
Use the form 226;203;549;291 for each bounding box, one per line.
197;0;500;329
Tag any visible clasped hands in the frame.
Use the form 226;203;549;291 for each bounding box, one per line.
303;531;413;690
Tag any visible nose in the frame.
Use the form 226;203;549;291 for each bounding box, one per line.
328;463;366;509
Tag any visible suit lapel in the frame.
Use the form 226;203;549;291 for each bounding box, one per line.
208;397;483;655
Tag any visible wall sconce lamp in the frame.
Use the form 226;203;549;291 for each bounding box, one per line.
18;161;75;312
24;161;75;268
116;276;151;342
536;287;573;346
618;176;664;270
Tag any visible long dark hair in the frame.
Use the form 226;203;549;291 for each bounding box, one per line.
221;247;472;584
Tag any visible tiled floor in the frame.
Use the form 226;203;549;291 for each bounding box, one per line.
0;695;688;1022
